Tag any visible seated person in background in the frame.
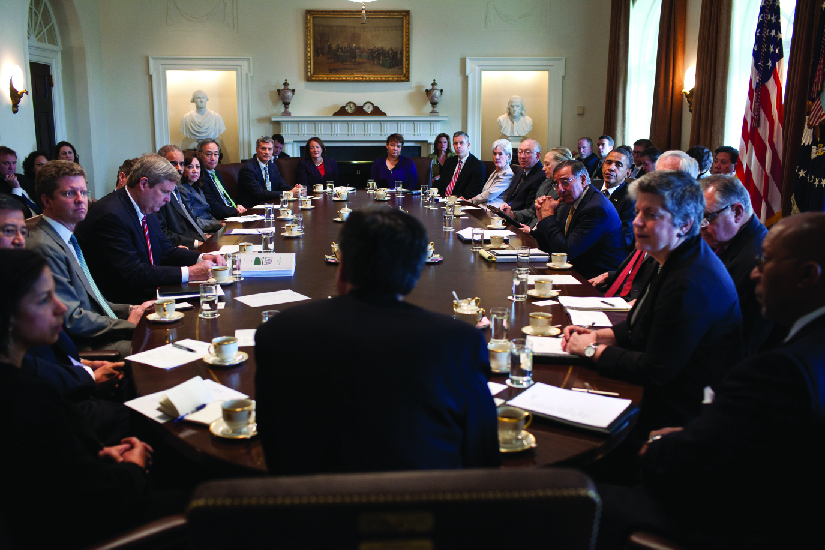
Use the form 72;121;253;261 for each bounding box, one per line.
27;160;152;357
75;154;224;304
0;145;41;217
599;148;635;251
296;136;339;189
179;151;222;234
630;138;653;178
23;150;50;208
711;145;738;176
515;147;573;230
499;139;544;214
0;249;185;549
256;210;500;475
637;146;661;177
578;137;600;179
115;157;138;190
428;132;455;185
532;160;626;279
0;193;27;249
562;170;741;438
597;213;825;550
271;133;290;158
700;175;780;355
237;136;302;208
197;138;247;219
369;133;419;190
156;145;209;249
55;140;80;164
466;138;513;206
435;131;485;198
686;144;712;178
655;150;698;177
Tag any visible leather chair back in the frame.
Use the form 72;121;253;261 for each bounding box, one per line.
275;157;302;188
188;468;600;549
214;163;242;200
25;214;42;231
410;157;433;189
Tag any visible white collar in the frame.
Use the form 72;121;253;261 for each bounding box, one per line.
42;215;74;244
784;304;825;342
125;187;145;219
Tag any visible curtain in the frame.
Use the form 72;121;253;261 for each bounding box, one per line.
603;0;631;142
649;0;686;150
783;0;821;216
688;0;732;150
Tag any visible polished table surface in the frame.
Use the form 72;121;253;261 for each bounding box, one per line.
131;190;642;475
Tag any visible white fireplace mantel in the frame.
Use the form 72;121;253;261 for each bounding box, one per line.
271;115;449;156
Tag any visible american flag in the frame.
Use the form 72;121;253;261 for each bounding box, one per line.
736;0;784;226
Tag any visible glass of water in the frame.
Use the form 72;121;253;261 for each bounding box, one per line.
471;228;484;251
199;282;220;319
395;180;404;195
262;233;275;253
227;252;242;281
508;338;533;388
420;183;429;201
517;246;531;271
489;307;509;342
443;210;455;232
512;269;528;301
294;213;304;233
326;181;334;194
261;310;280;324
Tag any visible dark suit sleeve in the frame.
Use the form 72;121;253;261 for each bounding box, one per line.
157;203;195;249
22;351;95;397
462;331;503;468
200;176;237;219
466;160;486;198
533;200;611;259
151;213;199;266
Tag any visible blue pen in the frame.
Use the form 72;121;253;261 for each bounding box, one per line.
172;403;207;423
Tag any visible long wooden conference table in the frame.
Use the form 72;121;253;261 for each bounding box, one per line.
131;189;642;476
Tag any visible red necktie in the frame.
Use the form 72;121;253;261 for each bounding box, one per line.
142;216;155;265
445;159;463;197
605;250;646;297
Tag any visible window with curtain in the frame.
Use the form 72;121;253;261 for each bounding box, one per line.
626;0;662;146
723;0;796;148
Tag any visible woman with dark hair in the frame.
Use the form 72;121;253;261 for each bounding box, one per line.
23;150;49;183
428;132;454;184
562;170;742;436
296;136;339;189
369;133;419;190
55;141;80;164
0;249;183;548
179;150;222;233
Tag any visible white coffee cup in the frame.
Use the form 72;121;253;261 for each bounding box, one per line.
535;279;554;296
154;299;175;318
490;235;506;248
491;217;504;228
453;205;464;215
283;191;293;201
552;252;568;266
335;187;348;200
285;223;299;235
221;398;255;434
529;312;553;335
453;298;483;325
279;208;292;219
314;183;324;193
446;195;458;205
497;406;532;445
212;266;230;283
375;189;388;199
339;207;352;221
209;336;239;362
300;197;311;208
239;242;253;253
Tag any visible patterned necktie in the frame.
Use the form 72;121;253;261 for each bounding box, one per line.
445;159;463;197
602;188;610;198
69;235;117;319
264;163;271;191
508;172;527;203
565;205;576;234
210;171;236;208
605;250;647;298
142;215;154;265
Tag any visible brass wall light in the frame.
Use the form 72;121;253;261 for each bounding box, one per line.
682;67;695;113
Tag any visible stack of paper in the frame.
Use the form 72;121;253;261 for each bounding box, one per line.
126;376;249;424
239;253;296;277
456;228;515;242
558;296;631;311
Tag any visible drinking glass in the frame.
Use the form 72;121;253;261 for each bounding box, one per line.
279;196;288;210
367;180;376;192
517;246;531;271
326;182;334;194
294;213;304;233
227;252;242;281
299;187;307;198
264;204;274;222
471;228;484;251
508;338;533;388
395;180;404;195
262;233;274;253
443;210;454;232
199;283;220;319
512;269;527;301
420;183;429;201
388;180;397;193
262;310;280;324
489;307;509;342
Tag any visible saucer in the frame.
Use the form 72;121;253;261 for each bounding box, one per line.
333;217;346;223
203;350;248;367
285;197;298;202
521;325;561;337
527;289;560;298
499;430;536;453
281;232;304;238
212;277;236;286
299;205;315;210
374;197;391;201
210;419;257;439
546;262;573;270
146;311;184;323
325;255;340;264
425;254;443;264
277;215;294;221
487;224;507;229
332;197;349;202
486;244;510;250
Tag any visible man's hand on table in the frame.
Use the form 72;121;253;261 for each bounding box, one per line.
83;360;125;387
590;272;609;286
235;205;247;215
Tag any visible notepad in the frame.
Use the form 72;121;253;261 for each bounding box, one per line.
125;376;249;424
558;296;631;311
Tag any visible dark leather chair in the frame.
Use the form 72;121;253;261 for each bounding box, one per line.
187;468;600;549
214;163;242;200
84;514;189;550
626;532;686;550
275;157;302;188
410;156;433;190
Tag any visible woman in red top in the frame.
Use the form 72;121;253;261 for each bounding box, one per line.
296;136;339;189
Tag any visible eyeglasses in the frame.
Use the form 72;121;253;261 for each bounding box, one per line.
1;225;28;238
753;254;798;271
58;189;89;199
554;177;578;188
700;204;731;227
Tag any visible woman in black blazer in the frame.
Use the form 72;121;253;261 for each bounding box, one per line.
296;136;339;190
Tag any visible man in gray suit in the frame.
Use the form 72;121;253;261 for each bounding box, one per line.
27;161;152;356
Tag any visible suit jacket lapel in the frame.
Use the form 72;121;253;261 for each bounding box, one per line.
39;219;103;309
117;188;152;262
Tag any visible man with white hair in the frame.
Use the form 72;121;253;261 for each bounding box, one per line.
180;90;226;142
655;150;699;177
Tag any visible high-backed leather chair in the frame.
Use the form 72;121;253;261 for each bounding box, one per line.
84;515;189;550
187;468;600;549
274;157;302;188
410;156;433;189
214;163;242;200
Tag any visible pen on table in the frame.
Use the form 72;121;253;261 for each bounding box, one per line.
600;300;614;307
171;342;197;353
172;403;207;423
572;387;621;396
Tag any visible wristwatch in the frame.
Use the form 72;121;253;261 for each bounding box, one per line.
584;342;599;358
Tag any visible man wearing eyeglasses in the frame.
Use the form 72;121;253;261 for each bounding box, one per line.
26;160;153;356
699;175;778;355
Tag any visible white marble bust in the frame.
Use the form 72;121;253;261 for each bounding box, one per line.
497;95;533;137
180;90;226;140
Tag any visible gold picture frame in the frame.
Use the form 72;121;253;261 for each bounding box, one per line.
306;10;410;82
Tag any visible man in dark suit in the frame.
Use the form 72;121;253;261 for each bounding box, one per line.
437;131;486;199
237;136;301;208
197;138;247;219
599;149;635;251
0;145;40;217
500;139;546;216
156;145;208;249
256;210;500;475
75;154;225;304
271;133;290;158
597;212;825;550
577;137;600;179
533;160;626;279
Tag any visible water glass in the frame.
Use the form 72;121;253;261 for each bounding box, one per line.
489;307;509;342
512;269;528;301
261;310;280;324
262;232;274;253
508;338;533;388
227;252;242;281
443;210;455;232
517;246;531;271
471;228;484;251
420;183;429;201
299;187;307;198
395;180;404;195
326;182;334;193
294;213;304;233
367;180;376;192
199;282;220;319
264;204;274;222
279;196;288;209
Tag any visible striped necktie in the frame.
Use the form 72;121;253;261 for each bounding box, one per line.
142;215;154;265
69;235;117;319
445;159;463;197
263;164;271;191
209;170;236;208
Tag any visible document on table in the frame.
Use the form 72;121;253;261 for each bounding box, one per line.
235;329;256;347
125;339;211;370
224;214;265;222
125;377;249;424
526;336;569;356
456;227;515;239
235;289;310;307
558;296;631;311
506;382;634;432
219;244;262;254
567;309;613;327
225;228;276;235
488;381;507;396
527;274;580;285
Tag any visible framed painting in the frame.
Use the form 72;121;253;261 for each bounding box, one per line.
306;10;410;82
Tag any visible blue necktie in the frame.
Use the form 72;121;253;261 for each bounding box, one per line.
69;234;117;319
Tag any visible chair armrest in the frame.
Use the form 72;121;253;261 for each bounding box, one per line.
85;514;188;550
627;531;686;550
79;350;122;361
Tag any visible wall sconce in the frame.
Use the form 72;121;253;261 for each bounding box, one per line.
10;78;28;114
348;0;377;23
682;67;695;113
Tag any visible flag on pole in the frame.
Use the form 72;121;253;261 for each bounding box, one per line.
735;0;785;226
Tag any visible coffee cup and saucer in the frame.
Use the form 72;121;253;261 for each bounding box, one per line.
209;265;235;286
299;197;314;210
374;189;390;200
527;278;559;298
521;312;560;337
203;336;248;367
487;235;509;249
497;406;536;453
424;242;442;263
487;217;506;229
281;225;303;238
210;398;257;439
147;299;184;323
547;253;572;270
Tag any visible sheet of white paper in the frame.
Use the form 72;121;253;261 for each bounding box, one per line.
506;382;631;429
235;329;256;347
526;336;569;356
125;339;211;370
456;228;515;239
494;397;506;407
224;215;265;222
235;290;311;307
558;296;630;311
487;381;507;395
531;299;558;306
125;378;248;423
224;228;265;235
162;376;214;417
493;248;545;256
527;275;580;285
566;309;613;327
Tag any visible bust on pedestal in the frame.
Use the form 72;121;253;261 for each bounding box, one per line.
180;90;226;150
496;95;533;138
